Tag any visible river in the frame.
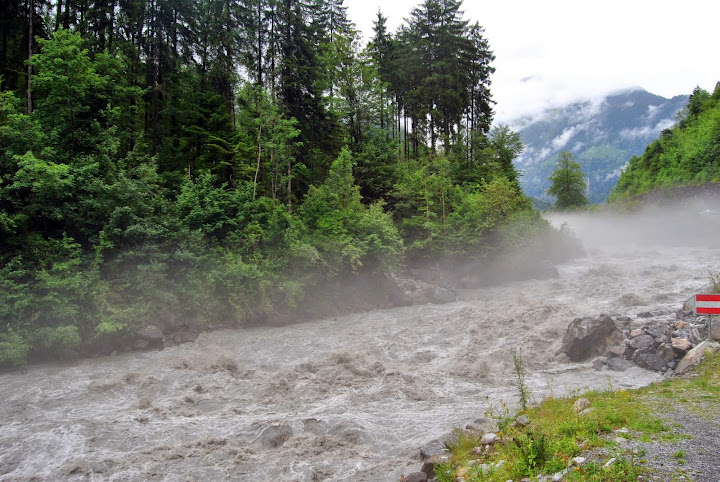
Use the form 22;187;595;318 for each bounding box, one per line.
1;206;719;481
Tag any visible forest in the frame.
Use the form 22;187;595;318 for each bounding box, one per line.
610;83;720;200
0;0;561;367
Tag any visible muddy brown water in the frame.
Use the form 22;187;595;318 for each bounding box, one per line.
1;208;719;481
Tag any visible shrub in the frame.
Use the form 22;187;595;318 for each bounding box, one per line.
0;329;30;368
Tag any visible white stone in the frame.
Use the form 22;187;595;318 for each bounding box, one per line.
603;457;617;468
571;456;586;465
572;397;591;413
676;341;720;374
480;433;497;445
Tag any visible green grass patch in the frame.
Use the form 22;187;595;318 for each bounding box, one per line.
440;353;720;481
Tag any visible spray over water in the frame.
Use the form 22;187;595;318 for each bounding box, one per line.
1;200;719;481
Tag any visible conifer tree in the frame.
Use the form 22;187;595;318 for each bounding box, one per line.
548;151;588;209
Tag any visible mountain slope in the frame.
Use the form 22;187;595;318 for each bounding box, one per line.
610;84;720;200
511;89;688;203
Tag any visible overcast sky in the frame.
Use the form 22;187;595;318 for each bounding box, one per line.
344;0;720;122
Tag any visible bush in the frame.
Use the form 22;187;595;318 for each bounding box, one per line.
32;325;82;360
513;431;550;476
0;329;29;368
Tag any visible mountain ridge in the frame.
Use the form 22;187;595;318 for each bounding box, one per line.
511;88;689;203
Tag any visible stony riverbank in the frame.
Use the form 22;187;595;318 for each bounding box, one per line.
401;308;720;482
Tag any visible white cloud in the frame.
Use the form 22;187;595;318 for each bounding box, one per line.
604;165;627;182
344;0;719;122
619;126;653;140
655;118;676;131
619;118;676;140
551;126;578;150
516;146;551;167
646;104;660;120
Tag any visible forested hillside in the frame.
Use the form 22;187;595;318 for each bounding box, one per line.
610;84;720;201
0;0;559;367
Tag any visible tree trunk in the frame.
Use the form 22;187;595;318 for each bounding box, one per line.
256;0;263;85
286;157;292;212
26;0;33;115
55;0;63;31
253;125;263;199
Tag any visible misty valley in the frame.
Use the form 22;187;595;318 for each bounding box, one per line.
2;0;720;479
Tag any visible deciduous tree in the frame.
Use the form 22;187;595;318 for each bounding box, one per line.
547;151;588;209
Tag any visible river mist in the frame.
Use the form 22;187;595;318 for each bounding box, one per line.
2;201;719;481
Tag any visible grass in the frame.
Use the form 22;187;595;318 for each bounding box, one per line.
436;353;720;482
673;450;687;465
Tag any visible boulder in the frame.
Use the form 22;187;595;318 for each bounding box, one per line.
603;344;625;358
514;414;530;427
468;418;499;434
656;343;676;363
671;337;692;354
420;455;448;478
135;325;165;350
403;473;427;482
480;433;497;445
171;327;198;345
419;435;450;460
591;357;607;370
430;286;456;304
676;341;720;375
387;282;413;307
633;350;667;371
572;398;590;413
629;334;654;350
557;315;623;362
607;357;633;372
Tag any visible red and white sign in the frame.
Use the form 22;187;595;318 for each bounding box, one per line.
684;294;720;315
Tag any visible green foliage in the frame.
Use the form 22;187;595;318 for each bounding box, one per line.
0;329;29;368
488;124;524;189
513;349;530;411
301;148;403;273
548;151;588;209
0;0;554;368
32;325;82;359
513;431;550;475
610;82;720;201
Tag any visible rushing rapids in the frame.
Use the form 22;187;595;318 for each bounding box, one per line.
2;206;719;481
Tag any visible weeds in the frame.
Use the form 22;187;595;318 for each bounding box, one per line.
513;431;549;475
512;349;530;411
438;353;720;482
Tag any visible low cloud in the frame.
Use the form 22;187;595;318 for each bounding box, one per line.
645;104;660;120
604;164;628;182
619;118;676;140
551;128;575;150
